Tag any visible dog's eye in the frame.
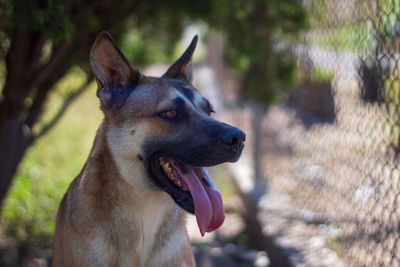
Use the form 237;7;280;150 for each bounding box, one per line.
161;110;177;119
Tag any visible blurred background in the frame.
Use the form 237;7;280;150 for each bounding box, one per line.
0;0;399;266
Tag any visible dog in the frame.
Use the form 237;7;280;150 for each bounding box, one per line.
53;31;245;267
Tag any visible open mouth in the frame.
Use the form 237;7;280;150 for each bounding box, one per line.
150;156;225;236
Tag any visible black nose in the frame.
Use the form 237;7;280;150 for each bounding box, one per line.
221;128;246;152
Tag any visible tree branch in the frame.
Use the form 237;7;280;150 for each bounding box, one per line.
30;41;71;89
34;79;92;139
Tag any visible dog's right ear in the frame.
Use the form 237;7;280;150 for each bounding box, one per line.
162;35;198;83
90;31;141;108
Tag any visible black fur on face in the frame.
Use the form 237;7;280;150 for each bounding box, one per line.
141;114;244;167
140;76;245;167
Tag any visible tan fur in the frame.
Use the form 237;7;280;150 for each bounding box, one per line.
53;120;195;267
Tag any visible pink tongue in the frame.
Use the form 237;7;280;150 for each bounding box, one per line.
179;167;225;236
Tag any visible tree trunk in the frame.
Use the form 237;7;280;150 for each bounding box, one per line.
252;102;264;181
231;176;291;267
0;42;73;204
250;102;267;203
0;117;33;204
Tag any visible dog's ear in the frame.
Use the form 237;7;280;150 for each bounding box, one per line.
162;35;198;83
90;31;141;108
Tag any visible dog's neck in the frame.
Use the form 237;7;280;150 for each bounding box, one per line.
80;122;188;264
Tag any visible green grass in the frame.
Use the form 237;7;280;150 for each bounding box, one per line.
1;70;102;244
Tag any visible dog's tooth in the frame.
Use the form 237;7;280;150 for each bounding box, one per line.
168;173;175;180
161;161;177;182
182;186;188;191
175;180;181;187
161;163;170;172
162;162;170;169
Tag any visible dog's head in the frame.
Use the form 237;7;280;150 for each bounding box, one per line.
90;32;245;235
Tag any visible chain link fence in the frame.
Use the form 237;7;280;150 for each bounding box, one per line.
261;0;400;266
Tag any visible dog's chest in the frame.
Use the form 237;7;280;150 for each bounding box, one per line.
91;200;187;266
136;206;187;266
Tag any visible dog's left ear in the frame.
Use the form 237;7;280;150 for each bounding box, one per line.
90;31;141;108
162;35;198;83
